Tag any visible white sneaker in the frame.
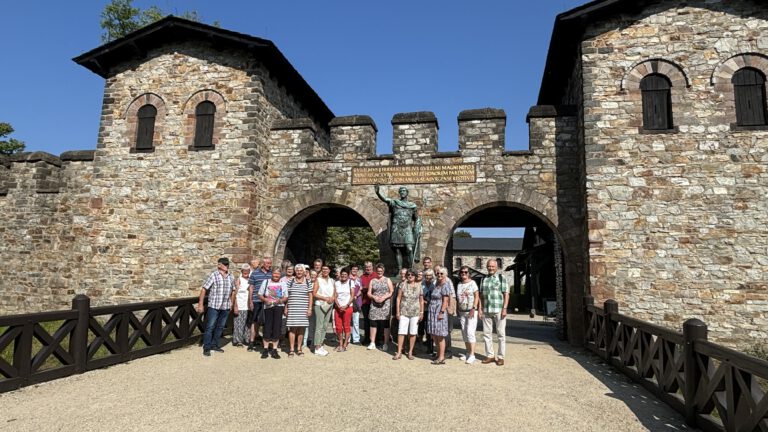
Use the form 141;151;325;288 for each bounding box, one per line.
367;343;376;350
381;344;389;351
315;347;329;356
466;355;476;365
458;353;467;361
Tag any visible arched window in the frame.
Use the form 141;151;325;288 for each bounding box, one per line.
135;104;157;151
732;68;767;126
475;257;482;269
640;74;673;130
455;257;462;268
496;258;503;269
194;101;216;148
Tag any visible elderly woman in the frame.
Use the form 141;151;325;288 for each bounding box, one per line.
312;265;336;356
232;264;251;347
367;263;394;351
258;268;288;359
390;267;408;344
333;267;355;351
286;264;313;357
393;269;424;360
427;267;453;364
303;269;319;348
280;264;295;283
456;265;480;364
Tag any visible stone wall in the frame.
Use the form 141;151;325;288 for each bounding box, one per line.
0;152;94;313
0;22;587;344
580;1;768;344
256;108;586;341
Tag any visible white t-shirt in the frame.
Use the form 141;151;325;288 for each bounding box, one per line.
335;279;353;307
457;280;478;311
314;276;335;306
235;276;250;310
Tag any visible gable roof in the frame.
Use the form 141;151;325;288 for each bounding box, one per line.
452;237;523;252
537;0;764;105
538;0;651;105
73;16;334;125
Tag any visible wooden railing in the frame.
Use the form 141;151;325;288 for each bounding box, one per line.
0;295;222;393
585;296;768;432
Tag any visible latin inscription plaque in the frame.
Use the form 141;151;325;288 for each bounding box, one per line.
351;164;476;185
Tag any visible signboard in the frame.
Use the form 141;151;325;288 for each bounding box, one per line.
351;164;476;185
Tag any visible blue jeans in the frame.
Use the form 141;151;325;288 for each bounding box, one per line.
351;311;361;343
203;308;230;350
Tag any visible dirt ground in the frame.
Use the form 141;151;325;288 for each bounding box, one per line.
0;317;692;432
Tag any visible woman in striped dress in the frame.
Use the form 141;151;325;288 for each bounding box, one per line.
286;264;313;357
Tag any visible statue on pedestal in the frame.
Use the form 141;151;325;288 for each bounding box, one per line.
375;185;421;271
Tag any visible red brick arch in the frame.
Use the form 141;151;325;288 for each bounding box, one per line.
181;89;227;149
711;53;768;87
124;93;166;151
621;58;690;91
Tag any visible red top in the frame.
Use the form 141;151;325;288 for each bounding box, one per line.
360;272;376;305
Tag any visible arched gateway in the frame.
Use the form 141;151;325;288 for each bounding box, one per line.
5;2;768;351
256;109;586;343
1;18;588;345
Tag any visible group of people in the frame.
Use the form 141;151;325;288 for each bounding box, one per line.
197;255;511;366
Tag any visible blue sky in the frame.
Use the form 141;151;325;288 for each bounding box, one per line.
1;0;586;238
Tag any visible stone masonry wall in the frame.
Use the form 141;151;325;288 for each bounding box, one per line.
581;0;768;344
255;109;587;342
0;152;94;313
0;43;324;312
83;42;324;305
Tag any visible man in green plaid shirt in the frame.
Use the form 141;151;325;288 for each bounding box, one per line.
478;259;509;366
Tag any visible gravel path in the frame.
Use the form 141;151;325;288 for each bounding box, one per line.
0;319;692;432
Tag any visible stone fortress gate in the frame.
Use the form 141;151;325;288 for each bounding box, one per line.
2;0;767;347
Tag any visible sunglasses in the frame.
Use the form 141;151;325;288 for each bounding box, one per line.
459;271;468;274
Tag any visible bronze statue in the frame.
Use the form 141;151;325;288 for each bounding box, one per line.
375;185;421;270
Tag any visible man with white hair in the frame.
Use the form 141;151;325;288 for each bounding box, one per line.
478;258;510;366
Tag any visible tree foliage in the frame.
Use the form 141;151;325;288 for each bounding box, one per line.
453;229;472;238
100;0;210;42
0;123;25;156
324;226;379;270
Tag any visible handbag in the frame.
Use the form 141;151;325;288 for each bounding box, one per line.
448;296;457;315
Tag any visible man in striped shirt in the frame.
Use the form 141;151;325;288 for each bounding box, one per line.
478;259;510;366
197;257;237;357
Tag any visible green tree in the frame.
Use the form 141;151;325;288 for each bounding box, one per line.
100;0;210;42
0;123;25;156
453;229;472;238
324;226;379;270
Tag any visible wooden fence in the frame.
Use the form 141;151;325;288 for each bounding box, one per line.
584;296;768;432
0;295;219;393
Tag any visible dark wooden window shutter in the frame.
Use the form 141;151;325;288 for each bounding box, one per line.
640;74;673;130
732;68;767;126
194;101;216;148
135;104;157;150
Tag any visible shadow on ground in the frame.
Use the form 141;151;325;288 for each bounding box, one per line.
499;315;694;432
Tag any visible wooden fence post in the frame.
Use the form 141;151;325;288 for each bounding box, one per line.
71;294;90;373
603;299;618;358
683;318;707;428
